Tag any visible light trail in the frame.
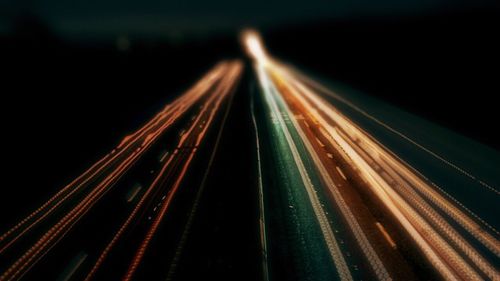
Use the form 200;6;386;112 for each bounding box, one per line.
0;61;240;281
58;252;88;281
242;30;270;65
246;30;500;281
256;62;354;281
85;60;242;281
0;62;228;256
272;70;392;281
126;184;142;203
286;67;500;196
122;61;243;281
165;63;241;281
284;77;500;278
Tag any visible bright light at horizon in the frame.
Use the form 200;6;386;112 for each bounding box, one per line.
242;29;269;64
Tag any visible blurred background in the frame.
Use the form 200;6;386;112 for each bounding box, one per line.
0;0;499;220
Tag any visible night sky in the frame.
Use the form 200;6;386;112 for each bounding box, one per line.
1;0;497;37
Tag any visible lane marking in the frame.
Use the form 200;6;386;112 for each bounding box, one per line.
159;151;170;162
286;71;500;244
336;166;347;181
260;65;354;281
127;185;142;203
165;61;243;281
58;252;88;281
278;70;392;281
375;222;397;249
316;137;325;147
292;69;499;196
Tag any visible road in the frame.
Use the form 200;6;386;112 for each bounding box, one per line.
245;30;500;281
1;30;498;281
0;60;243;281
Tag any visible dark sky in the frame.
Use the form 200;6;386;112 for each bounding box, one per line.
1;0;497;37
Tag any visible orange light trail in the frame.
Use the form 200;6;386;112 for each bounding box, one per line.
122;61;243;281
0;62;228;256
0;61;241;281
247;31;499;281
82;60;243;281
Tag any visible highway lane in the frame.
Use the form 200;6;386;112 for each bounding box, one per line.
121;60;243;281
0;62;226;255
251;46;402;281
253;68;350;281
2;30;497;281
162;69;263;281
0;60;243;281
271;76;403;281
245;30;499;281
278;69;500;280
285;68;500;231
125;61;244;281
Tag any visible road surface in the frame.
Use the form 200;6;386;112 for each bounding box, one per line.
245;30;499;281
1;30;498;281
0;60;243;281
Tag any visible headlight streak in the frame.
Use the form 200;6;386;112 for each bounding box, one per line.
256;63;355;281
246;30;499;281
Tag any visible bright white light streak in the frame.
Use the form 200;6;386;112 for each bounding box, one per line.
242;30;269;65
256;64;354;281
282;71;486;280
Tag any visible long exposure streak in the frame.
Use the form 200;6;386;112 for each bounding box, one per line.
0;60;243;281
246;30;499;281
1;29;497;281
